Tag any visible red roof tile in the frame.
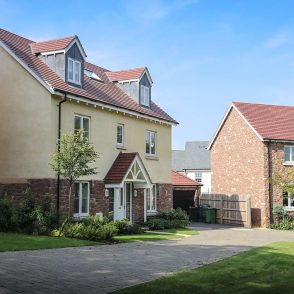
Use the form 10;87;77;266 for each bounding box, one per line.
106;67;145;82
31;36;76;54
172;171;201;186
233;102;294;141
0;28;177;124
105;153;137;184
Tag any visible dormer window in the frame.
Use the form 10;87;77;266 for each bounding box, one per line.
68;58;81;85
140;85;150;107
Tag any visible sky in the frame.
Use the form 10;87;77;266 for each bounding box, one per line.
2;0;294;149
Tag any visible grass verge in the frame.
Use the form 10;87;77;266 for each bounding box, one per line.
153;228;198;235
114;242;294;294
0;233;99;252
114;232;181;242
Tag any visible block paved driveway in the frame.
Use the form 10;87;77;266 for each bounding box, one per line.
0;224;293;294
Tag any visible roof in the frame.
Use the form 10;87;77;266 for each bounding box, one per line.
208;101;294;149
172;141;211;171
30;36;76;54
0;28;176;124
106;67;146;82
104;152;137;184
172;171;201;186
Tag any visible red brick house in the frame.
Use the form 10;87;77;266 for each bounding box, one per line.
208;102;294;227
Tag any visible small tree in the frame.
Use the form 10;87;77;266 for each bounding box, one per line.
50;130;99;216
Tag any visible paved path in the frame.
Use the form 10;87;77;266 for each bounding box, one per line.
0;224;293;294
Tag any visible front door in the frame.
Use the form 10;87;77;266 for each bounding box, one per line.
114;184;132;221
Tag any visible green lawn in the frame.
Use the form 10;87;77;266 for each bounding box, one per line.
114;232;181;242
153;228;198;235
114;242;294;294
0;233;98;252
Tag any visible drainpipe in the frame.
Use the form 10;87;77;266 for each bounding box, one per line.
56;92;67;215
267;140;273;224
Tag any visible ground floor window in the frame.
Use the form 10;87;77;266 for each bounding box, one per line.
74;182;90;216
147;184;157;212
283;192;294;209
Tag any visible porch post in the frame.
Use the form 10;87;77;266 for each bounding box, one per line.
143;189;147;222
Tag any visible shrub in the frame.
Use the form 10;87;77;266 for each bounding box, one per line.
146;208;190;230
272;205;287;220
61;216;118;241
18;189;57;235
114;219;130;234
146;218;170;230
269;217;294;230
0;197;17;232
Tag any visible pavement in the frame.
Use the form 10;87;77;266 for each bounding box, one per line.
0;223;293;294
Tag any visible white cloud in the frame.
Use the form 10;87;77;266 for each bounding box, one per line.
264;31;291;49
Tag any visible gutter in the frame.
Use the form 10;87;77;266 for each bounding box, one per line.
56;92;67;214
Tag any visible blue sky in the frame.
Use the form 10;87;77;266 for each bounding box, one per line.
2;0;294;149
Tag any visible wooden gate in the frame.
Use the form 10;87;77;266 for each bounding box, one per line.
200;193;251;228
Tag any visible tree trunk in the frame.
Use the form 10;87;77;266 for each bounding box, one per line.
68;184;72;216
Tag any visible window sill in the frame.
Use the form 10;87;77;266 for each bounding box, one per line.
283;162;294;166
284;207;294;212
73;213;89;219
116;145;126;150
147;210;157;215
145;155;158;161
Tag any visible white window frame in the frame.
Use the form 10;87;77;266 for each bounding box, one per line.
68;57;81;85
117;124;124;147
146;130;156;156
74;182;90;217
194;172;202;183
147;184;157;212
74;114;91;140
284;192;294;211
284;145;294;163
140;85;150;107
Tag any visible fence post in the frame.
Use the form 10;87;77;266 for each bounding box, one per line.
220;195;223;224
246;196;251;228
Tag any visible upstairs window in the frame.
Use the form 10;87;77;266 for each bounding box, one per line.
284;146;294;163
194;172;202;183
140;85;150;107
74;115;90;139
68;58;81;85
117;124;124;146
146;130;156;155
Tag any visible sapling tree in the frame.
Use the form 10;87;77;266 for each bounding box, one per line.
50;130;99;216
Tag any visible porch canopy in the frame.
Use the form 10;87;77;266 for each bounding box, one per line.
105;152;152;186
104;152;152;222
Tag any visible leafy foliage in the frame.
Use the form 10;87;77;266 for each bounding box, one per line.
60;215;118;241
146;208;190;230
18;189;58;234
0;197;17;232
114;219;144;235
272;205;287;219
50;130;99;185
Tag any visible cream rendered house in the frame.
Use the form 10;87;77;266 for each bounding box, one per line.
0;29;177;223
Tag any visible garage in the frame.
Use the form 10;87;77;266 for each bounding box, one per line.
172;171;202;215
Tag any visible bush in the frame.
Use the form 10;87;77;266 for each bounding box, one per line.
61;216;118;241
0;197;17;232
269;217;294;230
146;208;190;230
113;219;143;235
272;205;287;219
18;189;57;235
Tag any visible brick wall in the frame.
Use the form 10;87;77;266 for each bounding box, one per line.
157;183;173;210
132;188;144;223
211;108;268;227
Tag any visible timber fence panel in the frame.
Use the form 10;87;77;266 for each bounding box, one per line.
200;193;251;227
